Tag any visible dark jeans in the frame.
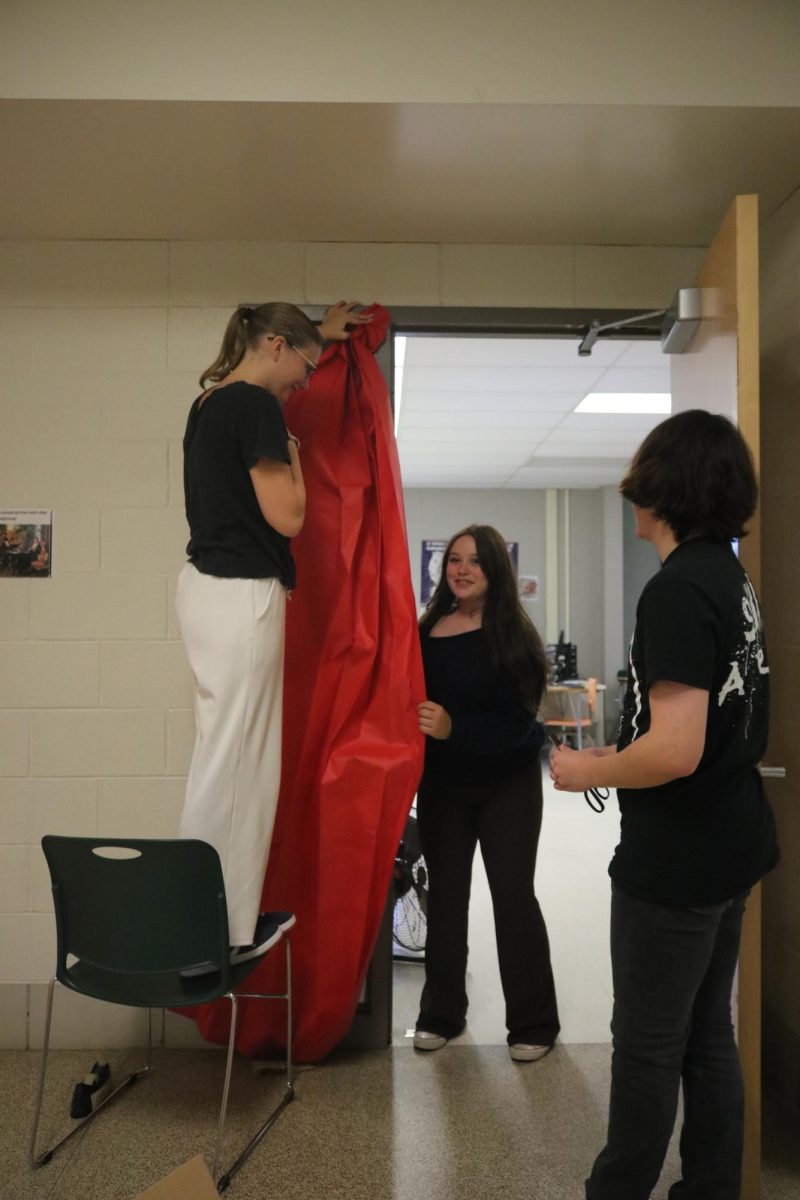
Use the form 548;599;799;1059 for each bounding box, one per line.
416;762;560;1046
587;885;748;1200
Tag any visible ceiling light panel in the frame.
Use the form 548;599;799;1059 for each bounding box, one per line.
574;393;670;414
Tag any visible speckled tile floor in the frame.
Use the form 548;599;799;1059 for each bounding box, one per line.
2;1044;798;1199
6;776;798;1197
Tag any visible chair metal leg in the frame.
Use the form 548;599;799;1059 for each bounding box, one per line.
215;935;294;1193
212;993;239;1181
29;986;152;1169
29;977;57;1167
285;938;293;1088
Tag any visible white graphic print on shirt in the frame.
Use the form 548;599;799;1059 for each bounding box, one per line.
718;577;769;712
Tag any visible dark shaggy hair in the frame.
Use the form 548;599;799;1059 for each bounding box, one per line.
619;409;758;543
420;524;547;713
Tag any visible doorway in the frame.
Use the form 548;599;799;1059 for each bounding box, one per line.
385;314;669;1049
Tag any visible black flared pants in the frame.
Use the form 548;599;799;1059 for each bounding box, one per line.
416;762;560;1046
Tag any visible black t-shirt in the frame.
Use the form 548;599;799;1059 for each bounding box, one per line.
421;627;545;785
183;381;296;587
611;538;778;907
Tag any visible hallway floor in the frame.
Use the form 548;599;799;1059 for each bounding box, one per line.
4;1045;799;1199
5;771;798;1198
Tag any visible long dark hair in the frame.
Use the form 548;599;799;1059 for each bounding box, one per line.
200;301;323;389
420;524;547;712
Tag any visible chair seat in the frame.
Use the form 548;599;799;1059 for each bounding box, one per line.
58;955;261;1009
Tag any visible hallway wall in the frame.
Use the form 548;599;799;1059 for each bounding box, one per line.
0;236;699;1049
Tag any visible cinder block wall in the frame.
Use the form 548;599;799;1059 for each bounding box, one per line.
0;238;702;1049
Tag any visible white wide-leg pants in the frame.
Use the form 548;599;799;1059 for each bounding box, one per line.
176;563;286;946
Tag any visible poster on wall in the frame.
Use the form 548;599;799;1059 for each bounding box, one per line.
518;574;539;602
0;510;52;578
420;539;446;605
420;538;520;605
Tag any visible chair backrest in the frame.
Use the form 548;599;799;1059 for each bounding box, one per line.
41;837;232;998
586;676;598;717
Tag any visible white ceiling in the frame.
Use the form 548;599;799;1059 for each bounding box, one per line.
395;336;669;489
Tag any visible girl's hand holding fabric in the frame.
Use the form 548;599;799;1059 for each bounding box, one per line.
320;300;373;341
417;700;452;740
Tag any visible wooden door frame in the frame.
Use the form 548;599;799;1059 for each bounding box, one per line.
671;194;763;1199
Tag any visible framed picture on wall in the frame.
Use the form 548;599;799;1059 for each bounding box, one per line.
420;539;446;605
0;510;52;579
518;574;539;601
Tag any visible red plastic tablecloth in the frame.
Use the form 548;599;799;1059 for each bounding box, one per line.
185;305;424;1060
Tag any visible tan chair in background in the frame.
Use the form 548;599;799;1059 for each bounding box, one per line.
543;677;598;750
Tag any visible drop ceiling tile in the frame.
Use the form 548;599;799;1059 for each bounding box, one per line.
539;428;650;444
506;466;624;488
611;340;668;367
403;474;511;489
399;390;583;413
402;365;609;393
396;335;674;489
398;414;560;434
557;412;667;432
589;366;671;392
404;335;625;369
532;442;637;458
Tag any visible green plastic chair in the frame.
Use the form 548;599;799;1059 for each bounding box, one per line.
30;836;293;1192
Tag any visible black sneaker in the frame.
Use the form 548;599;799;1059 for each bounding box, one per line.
70;1060;111;1119
229;914;282;966
262;910;296;934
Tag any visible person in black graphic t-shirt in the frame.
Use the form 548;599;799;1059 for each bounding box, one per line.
551;410;778;1200
177;300;369;964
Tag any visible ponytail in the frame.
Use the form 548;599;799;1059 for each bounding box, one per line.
199;302;323;389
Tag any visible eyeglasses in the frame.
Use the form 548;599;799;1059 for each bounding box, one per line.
265;336;318;382
288;343;318;381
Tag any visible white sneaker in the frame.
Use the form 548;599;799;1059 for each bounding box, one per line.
413;1030;448;1051
508;1043;552;1062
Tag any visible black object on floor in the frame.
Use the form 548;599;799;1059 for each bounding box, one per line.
70;1061;111;1119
